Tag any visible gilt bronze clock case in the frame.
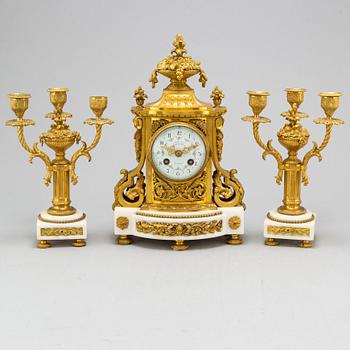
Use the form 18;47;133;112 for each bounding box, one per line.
113;35;245;250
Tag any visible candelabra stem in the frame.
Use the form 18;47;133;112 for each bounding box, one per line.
48;151;75;216
278;155;305;215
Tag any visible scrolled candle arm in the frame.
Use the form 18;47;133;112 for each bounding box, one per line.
5;94;53;185
252;122;284;184
301;125;330;186
301;92;344;186
242;91;284;184
70;96;113;185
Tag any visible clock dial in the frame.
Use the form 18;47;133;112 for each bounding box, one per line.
151;124;207;181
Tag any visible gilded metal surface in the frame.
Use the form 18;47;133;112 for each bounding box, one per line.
189;119;206;135
152;119;170;134
40;227;84;236
149;34;207;88
136;220;222;236
117;235;133;245
210;86;224;107
171;240;189;251
153;171;207;201
298;240;312;248
6;90;112;217
113;34;244;212
116;216;129;230
265;238;279;246
135;211;222;219
243;89;343;216
267;212;315;224
228;216;241;230
226;234;243;245
38;213;86;224
72;239;86;247
38;240;51;249
267;226;310;236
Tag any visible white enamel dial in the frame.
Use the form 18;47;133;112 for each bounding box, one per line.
151;124;207;181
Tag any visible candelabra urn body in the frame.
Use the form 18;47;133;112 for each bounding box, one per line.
6;89;113;248
113;35;245;250
243;89;344;247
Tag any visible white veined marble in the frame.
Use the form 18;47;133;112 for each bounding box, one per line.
37;209;87;241
114;206;245;241
264;208;316;241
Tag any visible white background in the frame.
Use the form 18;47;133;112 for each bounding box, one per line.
0;0;349;349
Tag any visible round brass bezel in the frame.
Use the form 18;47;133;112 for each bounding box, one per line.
148;121;210;183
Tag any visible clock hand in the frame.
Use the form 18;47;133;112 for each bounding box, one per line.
182;143;199;155
161;144;176;156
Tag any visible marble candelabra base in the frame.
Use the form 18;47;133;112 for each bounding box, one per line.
114;206;245;250
36;210;87;248
264;208;316;248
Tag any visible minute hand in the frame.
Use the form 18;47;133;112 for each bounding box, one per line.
182;143;199;155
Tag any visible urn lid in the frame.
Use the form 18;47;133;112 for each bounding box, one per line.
133;34;226;118
149;34;208;89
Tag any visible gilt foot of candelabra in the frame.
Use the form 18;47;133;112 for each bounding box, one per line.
264;238;279;246
264;209;315;247
226;234;243;245
37;240;51;249
298;240;313;248
72;239;86;247
171;240;189;251
117;235;133;245
37;210;87;248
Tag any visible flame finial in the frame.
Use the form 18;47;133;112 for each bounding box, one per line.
171;34;187;57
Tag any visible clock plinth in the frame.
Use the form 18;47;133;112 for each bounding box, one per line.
114;207;244;250
113;34;245;250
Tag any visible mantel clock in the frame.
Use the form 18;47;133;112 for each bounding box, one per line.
113;34;245;250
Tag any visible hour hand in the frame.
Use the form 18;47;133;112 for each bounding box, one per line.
162;144;176;156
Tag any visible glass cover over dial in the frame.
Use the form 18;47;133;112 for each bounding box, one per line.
151;124;207;181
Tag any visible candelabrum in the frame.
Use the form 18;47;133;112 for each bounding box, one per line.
242;88;344;247
6;88;113;248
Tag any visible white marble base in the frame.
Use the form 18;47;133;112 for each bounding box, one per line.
114;206;244;241
37;210;87;242
264;208;316;242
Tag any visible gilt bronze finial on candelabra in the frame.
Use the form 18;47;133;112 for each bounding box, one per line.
242;88;344;247
6;88;113;248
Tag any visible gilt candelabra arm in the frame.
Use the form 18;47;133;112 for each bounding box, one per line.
5;93;53;185
301;92;344;186
242;91;284;184
70;96;113;185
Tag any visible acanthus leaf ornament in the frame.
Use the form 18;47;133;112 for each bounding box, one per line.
136;220;223;237
153;172;207;201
